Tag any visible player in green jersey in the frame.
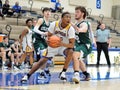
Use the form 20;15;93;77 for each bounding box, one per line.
71;6;92;83
32;7;52;77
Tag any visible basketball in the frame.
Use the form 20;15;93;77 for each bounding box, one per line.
48;35;61;48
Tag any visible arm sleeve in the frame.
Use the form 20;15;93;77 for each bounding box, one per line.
33;26;45;35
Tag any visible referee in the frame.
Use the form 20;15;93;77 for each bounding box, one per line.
94;23;111;68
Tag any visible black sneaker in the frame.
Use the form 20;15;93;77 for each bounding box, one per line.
14;63;21;69
39;72;46;79
84;73;91;81
44;70;51;76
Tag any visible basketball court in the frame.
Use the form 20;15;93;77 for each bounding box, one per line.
0;65;120;90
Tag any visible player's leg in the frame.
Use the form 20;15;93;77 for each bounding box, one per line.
72;51;80;83
79;60;90;81
79;45;92;81
21;46;57;81
38;49;51;79
29;52;34;68
18;52;27;64
59;48;73;81
21;57;48;81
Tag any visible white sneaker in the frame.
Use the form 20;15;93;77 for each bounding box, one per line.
13;66;20;70
2;65;8;70
72;72;80;84
59;72;67;80
21;75;28;82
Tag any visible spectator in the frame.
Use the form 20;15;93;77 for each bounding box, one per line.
12;1;21;16
0;36;14;69
50;0;64;13
17;18;34;69
2;0;13;17
94;23;111;68
0;0;5;19
10;39;22;67
0;0;2;8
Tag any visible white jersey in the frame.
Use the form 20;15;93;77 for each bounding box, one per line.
48;21;75;44
22;27;33;51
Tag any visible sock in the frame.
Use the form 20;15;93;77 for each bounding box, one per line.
83;71;88;75
45;70;50;74
44;68;49;73
74;71;79;73
27;73;31;79
12;62;14;66
62;68;67;72
3;61;5;66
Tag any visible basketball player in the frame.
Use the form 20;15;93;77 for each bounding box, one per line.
32;7;52;77
71;6;92;83
18;19;34;68
21;12;75;82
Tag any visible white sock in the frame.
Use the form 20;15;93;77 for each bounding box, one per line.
12;62;14;65
2;61;5;66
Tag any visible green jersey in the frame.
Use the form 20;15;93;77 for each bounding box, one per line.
74;21;92;58
75;21;91;44
33;19;50;50
0;42;10;50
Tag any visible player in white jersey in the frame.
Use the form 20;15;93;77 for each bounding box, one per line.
18;19;34;68
21;12;75;82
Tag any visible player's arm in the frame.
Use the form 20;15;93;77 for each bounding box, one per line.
61;38;75;48
71;22;88;33
33;18;46;35
47;31;53;38
20;28;28;44
47;21;56;38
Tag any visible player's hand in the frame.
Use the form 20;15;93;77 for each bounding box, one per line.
44;32;48;36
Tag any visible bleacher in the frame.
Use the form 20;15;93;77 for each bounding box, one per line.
0;9;120;45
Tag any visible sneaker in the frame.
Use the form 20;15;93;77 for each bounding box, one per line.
13;65;20;70
21;75;28;82
59;72;67;81
72;72;80;84
84;73;91;81
28;65;32;69
38;72;46;79
44;69;51;76
2;65;8;70
16;64;21;69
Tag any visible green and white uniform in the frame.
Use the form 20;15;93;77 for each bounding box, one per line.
74;21;92;58
33;19;50;54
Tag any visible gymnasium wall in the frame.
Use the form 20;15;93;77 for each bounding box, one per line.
2;0;120;17
113;0;120;5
